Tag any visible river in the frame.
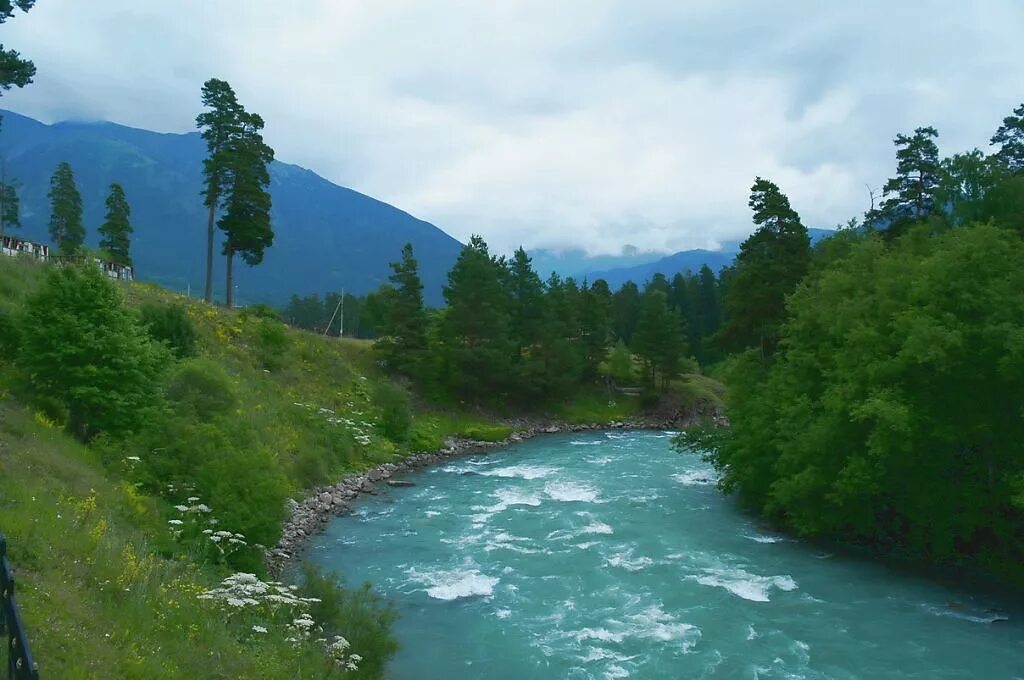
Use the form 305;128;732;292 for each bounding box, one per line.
306;430;1023;679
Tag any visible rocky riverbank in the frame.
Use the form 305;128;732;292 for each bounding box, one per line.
267;410;722;574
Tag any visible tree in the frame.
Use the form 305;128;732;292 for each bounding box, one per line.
991;101;1024;174
578;279;612;380
375;243;429;376
717;177;810;357
936;150;1005;226
0;167;18;237
612;280;641;343
18;264;168;439
98;183;133;265
506;247;545;361
197;78;243;303
0;1;36;98
47;161;85;255
632;289;685;392
873;126;941;230
218;110;274;308
437;235;513;403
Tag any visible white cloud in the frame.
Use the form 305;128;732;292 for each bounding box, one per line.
3;0;1023;255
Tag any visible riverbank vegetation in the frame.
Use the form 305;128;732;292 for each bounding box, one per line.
678;101;1024;588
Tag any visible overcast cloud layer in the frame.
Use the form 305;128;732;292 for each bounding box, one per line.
3;1;1023;254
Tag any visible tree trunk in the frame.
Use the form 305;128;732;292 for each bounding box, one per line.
204;201;216;303
225;245;234;309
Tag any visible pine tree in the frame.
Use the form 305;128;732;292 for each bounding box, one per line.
47;161;85;255
376;243;429;376
438;235;514;403
218;111;274;308
507;247;545;360
991;101;1024;174
632;289;685;391
197;78;244;303
612;280;641;343
578;279;612;380
872;126;941;230
0;171;18;238
0;1;36;98
98;183;133;265
718;177;810;358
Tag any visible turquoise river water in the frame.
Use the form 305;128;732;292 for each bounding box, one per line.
307;430;1023;679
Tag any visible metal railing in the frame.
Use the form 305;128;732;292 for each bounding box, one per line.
0;533;39;680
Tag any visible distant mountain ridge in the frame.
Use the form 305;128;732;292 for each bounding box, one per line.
0;110;463;305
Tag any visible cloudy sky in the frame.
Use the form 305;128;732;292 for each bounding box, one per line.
3;1;1023;255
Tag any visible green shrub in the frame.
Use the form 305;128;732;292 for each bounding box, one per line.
0;306;21;355
373;381;411;442
139;302;199;357
458;422;513;442
606;340;636;384
253;317;289;370
18;265;169;440
299;563;400;680
166;358;237;420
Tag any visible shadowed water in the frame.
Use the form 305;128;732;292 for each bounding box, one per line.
307;431;1024;679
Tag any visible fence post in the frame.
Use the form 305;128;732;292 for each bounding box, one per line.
0;532;40;680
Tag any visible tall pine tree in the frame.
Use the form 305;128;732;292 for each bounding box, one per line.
632;289;685;392
718;177;810;358
376;243;429;376
98;183;133;265
0;164;19;238
218;110;274;308
0;1;36;99
872;126;941;231
196;78;243;303
991;101;1024;174
47;161;85;255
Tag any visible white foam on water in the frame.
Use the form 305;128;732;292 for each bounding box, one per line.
495;608;512;619
923;604;1009;624
575;541;599;550
570;440;604;446
627;604;700;646
746;624;759;640
424;510;441;518
581;521;614;535
408;564;500;601
579;648;639;664
471;487;544;525
604;665;630;679
606;549;655;572
693;567;798;602
743;534;786;544
546;481;601;503
480;464;559;480
590;456;615;466
672;469;721;486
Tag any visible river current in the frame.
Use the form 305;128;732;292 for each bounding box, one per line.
307;430;1023;679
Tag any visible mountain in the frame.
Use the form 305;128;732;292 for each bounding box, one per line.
526;245;666;280
0;110;463;305
580;227;835;289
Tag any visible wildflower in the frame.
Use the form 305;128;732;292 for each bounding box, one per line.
252;625;268;634
167;519;184;526
174;505;189;512
125;456;141;462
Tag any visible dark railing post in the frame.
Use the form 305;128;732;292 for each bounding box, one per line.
0;533;40;680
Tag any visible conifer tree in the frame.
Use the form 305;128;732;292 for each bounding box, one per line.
47;161;84;255
98;183;133;265
197;78;243;302
376;243;429;376
0;1;36;98
612;280;641;343
438;235;513;403
718;177;810;358
632;289;685;391
991;101;1024;174
0;171;18;238
218;110;274;308
872;126;941;230
578;279;612;380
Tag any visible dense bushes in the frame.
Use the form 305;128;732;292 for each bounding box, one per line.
18;265;169;439
683;223;1024;573
140;301;199;357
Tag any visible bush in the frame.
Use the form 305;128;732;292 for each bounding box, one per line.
606;340;636;384
166;358;237;420
18;265;169;440
373;381;411;443
252;317;289;371
299;563;399;680
139;302;199;357
0;306;21;355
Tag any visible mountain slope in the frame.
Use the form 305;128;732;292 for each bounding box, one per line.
0;110;462;305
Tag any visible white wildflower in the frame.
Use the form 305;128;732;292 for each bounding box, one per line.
252;625;268;634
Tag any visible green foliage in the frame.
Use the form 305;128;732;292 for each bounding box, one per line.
166;358;237;420
98;182;133;265
0;174;20;236
0;1;35;95
718;177;810;357
632;288;686;391
606;339;636;385
990;101;1024;174
140;301;199;357
18;265;168;439
252;316;289;370
299;563;400;680
372;380;411;443
874;126;942;229
47;161;85;255
706;223;1024;569
375;242;429;376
